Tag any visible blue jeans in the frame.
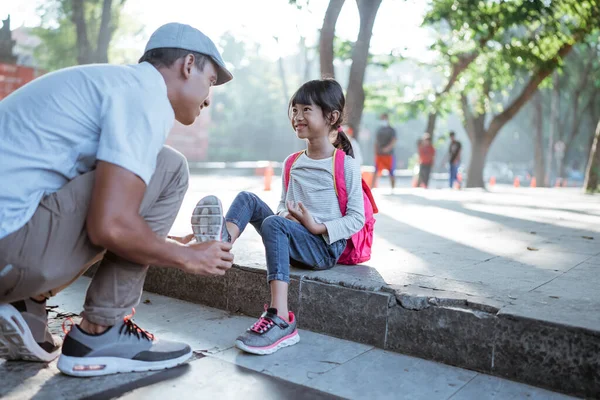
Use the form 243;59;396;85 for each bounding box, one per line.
225;192;346;283
450;163;460;188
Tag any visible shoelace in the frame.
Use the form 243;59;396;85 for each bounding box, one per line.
120;308;155;341
250;317;274;334
250;304;275;333
61;307;154;341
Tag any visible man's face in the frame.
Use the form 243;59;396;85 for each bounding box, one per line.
173;57;218;126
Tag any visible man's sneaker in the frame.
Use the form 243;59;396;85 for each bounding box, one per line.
57;309;191;377
235;308;299;355
191;195;231;243
0;299;61;362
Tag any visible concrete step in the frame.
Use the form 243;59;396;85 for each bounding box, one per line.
1;277;574;400
138;261;599;398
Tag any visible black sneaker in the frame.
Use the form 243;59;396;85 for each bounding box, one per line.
57;309;191;377
0;299;61;362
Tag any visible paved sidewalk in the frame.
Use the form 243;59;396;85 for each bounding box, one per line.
0;277;575;400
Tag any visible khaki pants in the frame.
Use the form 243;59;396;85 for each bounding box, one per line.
0;146;189;326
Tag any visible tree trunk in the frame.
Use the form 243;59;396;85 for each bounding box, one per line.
273;36;289;104
584;120;600;193
71;0;93;65
319;0;345;78
345;0;382;140
466;131;491;188
300;36;311;82
425;113;437;136
533;90;546;186
95;0;114;63
547;72;559;185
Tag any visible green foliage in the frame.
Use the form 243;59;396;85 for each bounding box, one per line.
32;0;128;71
423;0;600;122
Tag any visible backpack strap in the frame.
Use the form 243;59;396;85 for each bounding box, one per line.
332;149;348;215
284;150;305;189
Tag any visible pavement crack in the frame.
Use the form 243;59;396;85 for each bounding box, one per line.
318;360;342;366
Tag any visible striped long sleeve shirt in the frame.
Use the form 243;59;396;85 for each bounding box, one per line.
277;152;365;244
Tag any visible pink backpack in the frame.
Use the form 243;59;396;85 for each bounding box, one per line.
284;149;378;265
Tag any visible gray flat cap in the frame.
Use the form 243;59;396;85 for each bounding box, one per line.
144;22;233;85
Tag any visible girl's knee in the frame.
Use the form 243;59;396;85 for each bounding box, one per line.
261;215;286;233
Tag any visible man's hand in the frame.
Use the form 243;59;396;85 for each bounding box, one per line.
287;201;326;235
86;161;233;273
167;233;195;244
181;241;234;276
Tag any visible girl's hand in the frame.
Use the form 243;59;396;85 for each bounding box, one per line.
287;201;324;234
284;212;300;223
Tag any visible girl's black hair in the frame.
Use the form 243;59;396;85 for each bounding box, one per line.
289;79;354;158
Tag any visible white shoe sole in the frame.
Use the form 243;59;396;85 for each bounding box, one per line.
235;331;300;355
57;349;192;377
191;195;226;242
0;304;60;362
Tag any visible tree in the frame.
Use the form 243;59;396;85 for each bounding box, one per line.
425;0;600;187
584;120;600;193
532;90;546;186
345;0;383;139
319;0;345;78
33;0;127;70
556;43;600;179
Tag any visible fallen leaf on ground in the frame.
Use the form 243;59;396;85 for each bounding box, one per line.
143;299;152;304
582;236;594;240
530;231;537;235
549;296;560;299
527;247;539;251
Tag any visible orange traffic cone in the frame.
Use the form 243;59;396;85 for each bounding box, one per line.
489;176;496;186
264;163;273;191
514;177;520;187
530;177;536;188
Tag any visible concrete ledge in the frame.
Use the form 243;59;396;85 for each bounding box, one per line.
139;263;599;398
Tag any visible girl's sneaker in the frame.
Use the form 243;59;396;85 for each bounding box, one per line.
191;195;231;243
235;308;299;355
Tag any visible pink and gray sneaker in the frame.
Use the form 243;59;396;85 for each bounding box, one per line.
235;307;300;355
191;195;231;243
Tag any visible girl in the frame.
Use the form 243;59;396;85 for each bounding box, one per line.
191;79;365;355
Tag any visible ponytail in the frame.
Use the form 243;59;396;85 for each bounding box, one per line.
333;127;355;158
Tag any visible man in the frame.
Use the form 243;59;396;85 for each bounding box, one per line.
448;131;462;188
371;113;397;189
0;23;234;377
417;133;435;188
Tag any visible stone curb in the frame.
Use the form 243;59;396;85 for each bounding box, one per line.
91;263;598;398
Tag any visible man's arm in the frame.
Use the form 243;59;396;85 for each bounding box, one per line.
86;161;233;276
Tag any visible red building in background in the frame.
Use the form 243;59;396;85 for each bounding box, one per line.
0;63;42;100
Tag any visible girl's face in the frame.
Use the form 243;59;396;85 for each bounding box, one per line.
291;102;332;140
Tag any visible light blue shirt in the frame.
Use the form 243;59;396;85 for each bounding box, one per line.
0;62;175;239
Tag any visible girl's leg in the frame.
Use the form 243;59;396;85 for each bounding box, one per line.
260;215;346;321
225;191;274;244
192;191;273;243
235;215;345;355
